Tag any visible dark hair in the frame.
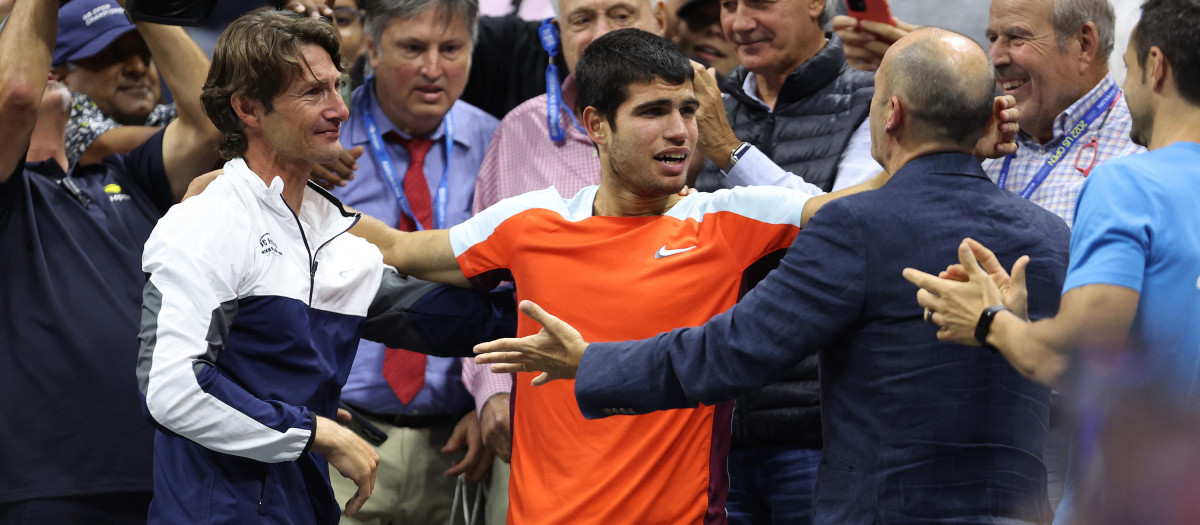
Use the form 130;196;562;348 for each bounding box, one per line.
1131;0;1200;105
886;30;996;147
201;9;345;160
364;0;479;46
574;29;694;129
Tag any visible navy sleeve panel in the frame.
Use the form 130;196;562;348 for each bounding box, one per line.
107;129;173;213
362;271;518;357
575;201;868;418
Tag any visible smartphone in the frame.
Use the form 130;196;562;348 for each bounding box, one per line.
338;402;388;447
845;0;896;26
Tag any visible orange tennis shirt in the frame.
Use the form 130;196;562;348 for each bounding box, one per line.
449;185;812;524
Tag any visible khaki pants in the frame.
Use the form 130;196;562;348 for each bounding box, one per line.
330;417;464;525
484;457;509;525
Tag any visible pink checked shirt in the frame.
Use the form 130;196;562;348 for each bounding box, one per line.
983;74;1145;227
463;76;602;411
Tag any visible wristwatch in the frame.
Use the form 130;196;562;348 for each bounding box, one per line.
974;304;1009;352
727;142;752;169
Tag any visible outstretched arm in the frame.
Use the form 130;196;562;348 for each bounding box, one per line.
477;203;867;417
349;213;471;287
0;0;56;182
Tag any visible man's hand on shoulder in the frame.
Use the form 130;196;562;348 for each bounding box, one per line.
182;169;222;201
311;145;362;190
313;415;379;516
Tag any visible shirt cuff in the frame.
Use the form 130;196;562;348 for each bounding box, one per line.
725;146;825;196
461;357;513;417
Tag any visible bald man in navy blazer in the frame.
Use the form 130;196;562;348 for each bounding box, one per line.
477;28;1070;525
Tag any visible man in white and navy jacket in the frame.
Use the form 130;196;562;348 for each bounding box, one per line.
136;10;512;524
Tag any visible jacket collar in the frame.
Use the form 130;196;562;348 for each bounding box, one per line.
889;152;993;184
224;157;360;242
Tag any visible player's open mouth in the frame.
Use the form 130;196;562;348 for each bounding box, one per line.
654;153;687;165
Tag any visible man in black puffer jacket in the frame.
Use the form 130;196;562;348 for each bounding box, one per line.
688;0;878;523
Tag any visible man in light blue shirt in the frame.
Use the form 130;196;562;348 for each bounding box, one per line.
331;0;503;521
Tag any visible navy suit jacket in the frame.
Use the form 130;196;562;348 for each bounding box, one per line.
575;153;1071;524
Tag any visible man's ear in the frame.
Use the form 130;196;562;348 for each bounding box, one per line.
652;0;667;36
884;94;903;133
231;93;265;131
1146;45;1168;94
808;0;826;21
1076;21;1101;73
583;106;610;145
366;37;380;70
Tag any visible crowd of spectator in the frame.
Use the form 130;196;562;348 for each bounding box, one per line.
2;0;1198;524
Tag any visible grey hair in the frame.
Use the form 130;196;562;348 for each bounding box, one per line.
364;0;479;46
550;0;657;18
1051;0;1114;61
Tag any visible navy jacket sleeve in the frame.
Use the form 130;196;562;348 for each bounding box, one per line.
575;200;869;418
361;271;517;358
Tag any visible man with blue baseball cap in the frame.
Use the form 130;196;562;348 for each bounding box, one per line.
52;0;180;165
1;0;221;522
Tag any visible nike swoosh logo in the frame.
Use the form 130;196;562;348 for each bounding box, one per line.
339;270;352;278
655;245;697;259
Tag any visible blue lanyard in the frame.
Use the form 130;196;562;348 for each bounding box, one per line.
359;78;454;230
539;18;587;142
997;84;1120;199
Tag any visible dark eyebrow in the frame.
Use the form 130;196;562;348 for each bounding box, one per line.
632;99;673;112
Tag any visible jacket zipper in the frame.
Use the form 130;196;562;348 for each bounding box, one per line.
284;196;317;304
284;196;361;304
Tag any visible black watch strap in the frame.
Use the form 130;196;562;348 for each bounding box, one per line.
974;305;1009;350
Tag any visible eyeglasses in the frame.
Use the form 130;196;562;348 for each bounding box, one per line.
1074;137;1099;177
330;7;363;28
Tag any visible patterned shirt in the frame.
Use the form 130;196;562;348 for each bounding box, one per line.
66;91;176;163
472;76;601;212
982;74;1144;226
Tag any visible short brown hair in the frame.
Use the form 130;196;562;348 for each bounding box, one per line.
201;9;345;160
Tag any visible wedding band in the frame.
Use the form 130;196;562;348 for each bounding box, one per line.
522;364;529;373
924;308;936;324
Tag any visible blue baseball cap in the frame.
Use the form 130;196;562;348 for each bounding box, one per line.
53;0;137;66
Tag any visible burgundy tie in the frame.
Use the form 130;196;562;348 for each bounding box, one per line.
380;133;435;404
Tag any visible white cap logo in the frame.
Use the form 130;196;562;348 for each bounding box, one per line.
82;4;125;27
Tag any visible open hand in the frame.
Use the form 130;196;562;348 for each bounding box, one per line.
474;301;587;386
902;239;1023;345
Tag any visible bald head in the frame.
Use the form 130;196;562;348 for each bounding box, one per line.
879;28;996;147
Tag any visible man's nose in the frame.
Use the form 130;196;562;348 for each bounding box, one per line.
122;53;150;77
419;49;444;79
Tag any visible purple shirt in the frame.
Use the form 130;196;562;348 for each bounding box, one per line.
333;79;499;416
